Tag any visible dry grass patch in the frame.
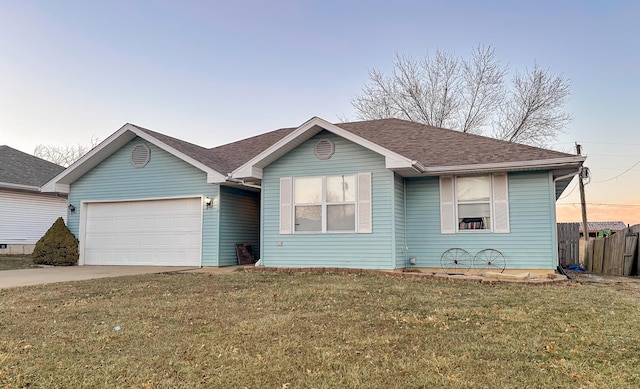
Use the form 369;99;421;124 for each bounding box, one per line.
1;271;639;388
0;255;38;271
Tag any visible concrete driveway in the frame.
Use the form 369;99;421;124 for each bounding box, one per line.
0;266;199;289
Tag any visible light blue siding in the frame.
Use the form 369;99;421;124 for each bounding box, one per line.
218;186;261;266
261;131;396;269
406;171;558;270
394;173;407;268
68;138;221;266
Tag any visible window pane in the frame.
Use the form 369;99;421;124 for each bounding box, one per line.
326;175;356;203
327;204;355;231
458;203;491;218
457;176;490;201
294;177;322;204
458;203;490;230
295;206;322;232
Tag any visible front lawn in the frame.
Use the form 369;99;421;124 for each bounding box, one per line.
0;255;37;271
1;271;639;388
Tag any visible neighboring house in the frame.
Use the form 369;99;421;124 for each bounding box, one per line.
0;146;67;254
42;117;585;273
579;221;627;237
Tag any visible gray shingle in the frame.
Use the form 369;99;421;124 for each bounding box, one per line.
129;124;233;174
130;118;577;177
209;118;575;170
335;119;574;166
0;146;65;187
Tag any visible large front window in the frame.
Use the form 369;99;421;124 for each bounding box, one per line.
294;175;356;232
456;175;491;231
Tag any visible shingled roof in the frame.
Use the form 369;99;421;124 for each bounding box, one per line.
181;118;576;174
41;117;584;194
209;126;296;172
334;119;573;167
0;146;65;189
130;124;233;174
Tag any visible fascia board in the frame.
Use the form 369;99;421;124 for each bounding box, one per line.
231;116;415;179
131;127;227;183
0;182;41;192
234;166;263;180
40;124;137;193
41;123;227;192
419;156;586;176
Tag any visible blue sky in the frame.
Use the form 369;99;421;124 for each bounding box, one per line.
1;0;639;223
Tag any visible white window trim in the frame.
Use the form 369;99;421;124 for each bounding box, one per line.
440;174;510;234
280;173;372;235
293;175;356;234
455;176;493;233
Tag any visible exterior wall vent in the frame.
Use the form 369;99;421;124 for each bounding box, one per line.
314;139;334;160
131;143;150;168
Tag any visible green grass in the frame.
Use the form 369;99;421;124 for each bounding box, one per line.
0;255;38;271
1;271;639;388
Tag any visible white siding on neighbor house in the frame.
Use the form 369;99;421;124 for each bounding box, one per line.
405;171;558;270
262;131;396;269
68;138;221;266
0;189;67;244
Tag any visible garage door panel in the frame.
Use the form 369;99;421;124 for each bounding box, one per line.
84;198;202;266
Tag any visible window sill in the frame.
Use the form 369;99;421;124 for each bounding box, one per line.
291;230;357;235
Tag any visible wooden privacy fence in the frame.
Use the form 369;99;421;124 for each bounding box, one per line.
584;224;639;276
557;222;580;266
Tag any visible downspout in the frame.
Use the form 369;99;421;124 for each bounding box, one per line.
553;170;580;273
403;178;409;268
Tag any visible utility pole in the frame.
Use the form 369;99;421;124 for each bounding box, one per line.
576;143;588;266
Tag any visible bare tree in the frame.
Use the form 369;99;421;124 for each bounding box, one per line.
34;136;100;167
352;50;461;129
493;64;572;147
352;46;571;146
457;46;506;134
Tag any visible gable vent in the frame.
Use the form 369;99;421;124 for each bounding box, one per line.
131;143;150;168
314;139;334;160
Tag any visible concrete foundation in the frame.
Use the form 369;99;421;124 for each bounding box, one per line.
0;244;36;255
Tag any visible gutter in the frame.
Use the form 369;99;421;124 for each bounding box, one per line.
225;175;262;189
0;182;41;192
553;171;579;183
417;156;586;176
411;160;427;173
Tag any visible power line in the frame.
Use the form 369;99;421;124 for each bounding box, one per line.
557;202;640;208
558;180;578;200
592;160;640;183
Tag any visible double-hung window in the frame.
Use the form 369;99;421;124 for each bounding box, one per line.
439;173;510;234
456;175;491;230
279;173;372;234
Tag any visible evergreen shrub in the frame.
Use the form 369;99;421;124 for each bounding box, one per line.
32;217;79;266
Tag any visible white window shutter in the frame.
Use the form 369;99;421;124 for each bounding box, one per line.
357;172;372;233
440;176;455;234
279;177;293;234
492;173;510;233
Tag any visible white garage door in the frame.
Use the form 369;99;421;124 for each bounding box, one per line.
84;198;202;266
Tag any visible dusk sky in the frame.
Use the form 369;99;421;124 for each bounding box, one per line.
1;0;639;224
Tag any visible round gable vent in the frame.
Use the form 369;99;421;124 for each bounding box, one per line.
131;143;150;168
314;139;334;160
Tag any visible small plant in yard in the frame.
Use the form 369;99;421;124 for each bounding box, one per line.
31;217;78;266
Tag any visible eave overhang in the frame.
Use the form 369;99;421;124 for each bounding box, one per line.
232;116;417;180
40;123;226;194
